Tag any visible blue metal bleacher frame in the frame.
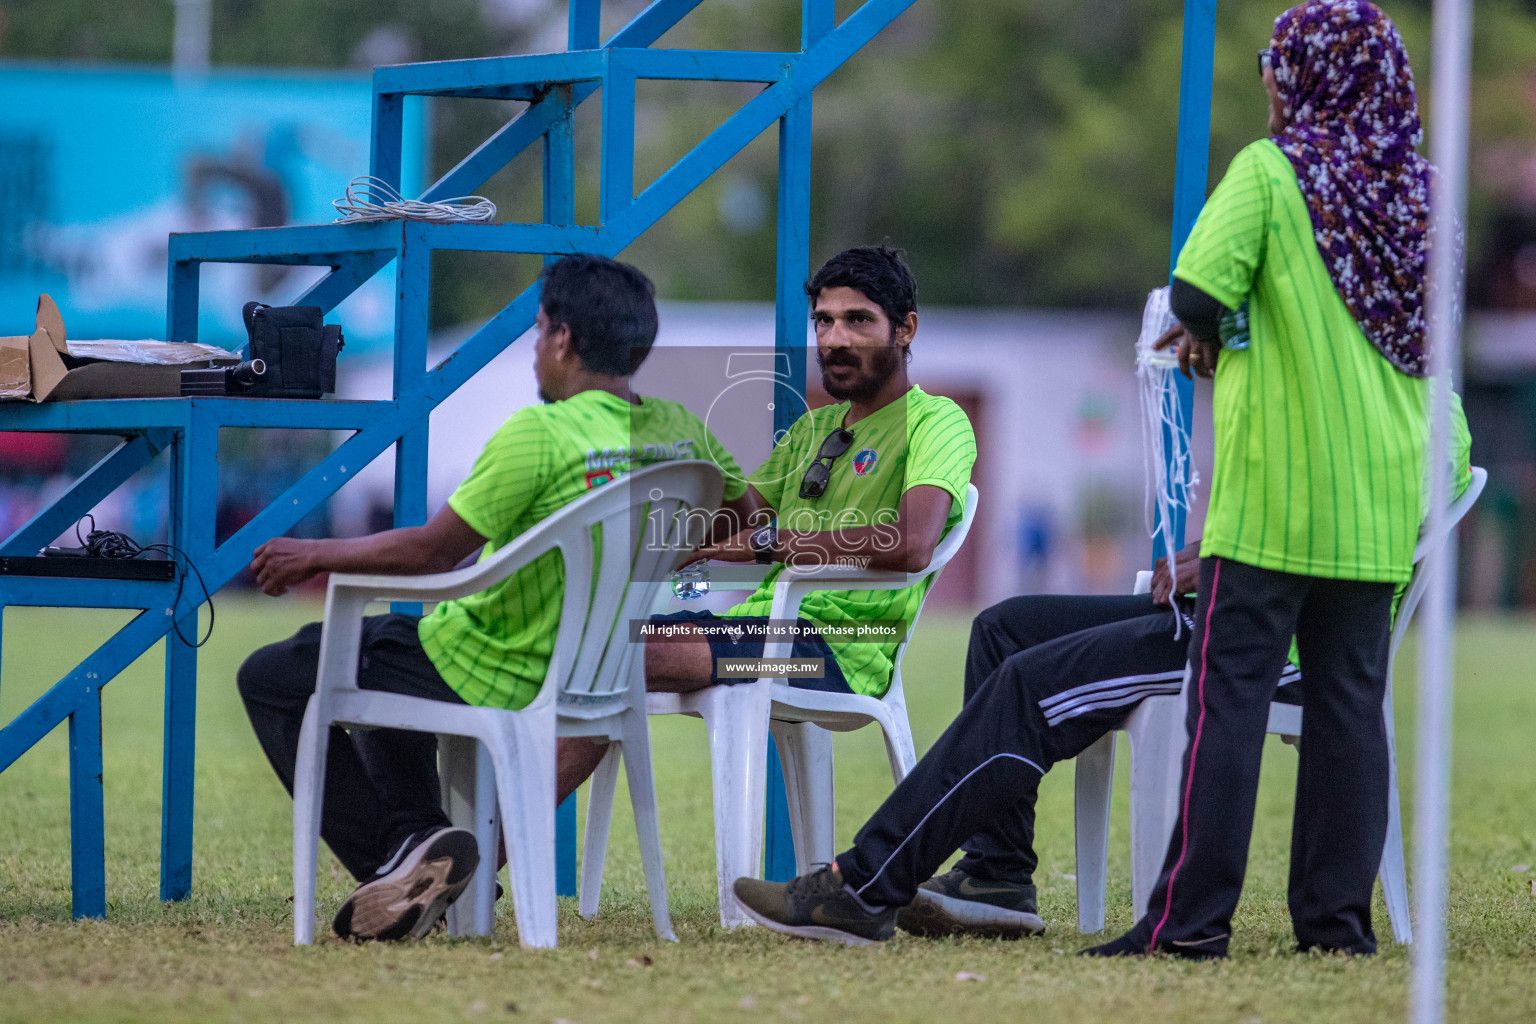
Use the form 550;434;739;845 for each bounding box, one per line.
0;0;935;919
0;0;1218;920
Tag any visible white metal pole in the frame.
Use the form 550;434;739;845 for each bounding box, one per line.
1412;0;1472;1019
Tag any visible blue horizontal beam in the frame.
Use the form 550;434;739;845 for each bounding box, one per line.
415;221;604;253
168;222;398;265
619;48;791;82
375;51;607;96
169;221;607;267
0;401;189;433
189;397;392;430
0;398;389;434
0;577;182;609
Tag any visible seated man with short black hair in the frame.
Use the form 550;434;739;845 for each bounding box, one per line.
238;253;753;942
555;244;977;798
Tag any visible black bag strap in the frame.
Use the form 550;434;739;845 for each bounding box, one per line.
242;301;267;336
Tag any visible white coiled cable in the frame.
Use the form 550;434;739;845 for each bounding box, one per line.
331;175;497;224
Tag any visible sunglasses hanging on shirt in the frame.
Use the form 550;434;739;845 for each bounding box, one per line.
798;428;855;499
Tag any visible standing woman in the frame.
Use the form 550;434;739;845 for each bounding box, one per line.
1088;0;1434;958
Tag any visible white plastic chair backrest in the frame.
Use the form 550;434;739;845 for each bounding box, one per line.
529;460;723;712
883;483;979;702
1388;465;1486;661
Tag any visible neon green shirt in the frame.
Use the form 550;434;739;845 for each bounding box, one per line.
1175;139;1429;584
419;390;745;710
723;386;976;697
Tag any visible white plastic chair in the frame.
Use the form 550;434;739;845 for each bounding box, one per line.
291;461;724;948
584;484;979;927
1073;467;1487;942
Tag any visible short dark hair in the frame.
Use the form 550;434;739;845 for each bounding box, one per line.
538;254;659;376
805;245;918;325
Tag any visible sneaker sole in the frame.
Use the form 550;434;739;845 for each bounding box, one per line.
334;829;480;941
896;889;1045;940
736;900;887;947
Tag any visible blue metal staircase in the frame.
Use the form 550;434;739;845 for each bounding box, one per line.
0;0;932;919
0;0;1220;920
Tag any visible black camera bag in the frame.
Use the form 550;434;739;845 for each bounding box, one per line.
241;302;344;398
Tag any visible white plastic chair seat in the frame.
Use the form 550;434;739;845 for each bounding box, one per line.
291;461;722;949
1073;467;1486;944
588;484;977;927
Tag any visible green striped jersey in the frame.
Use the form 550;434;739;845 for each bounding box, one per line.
1175;139;1428;583
723;385;976;697
419;389;745;709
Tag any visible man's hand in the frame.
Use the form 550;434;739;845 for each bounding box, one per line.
1150;539;1202;606
1153;323;1220;379
252;537;319;596
688;532;757;564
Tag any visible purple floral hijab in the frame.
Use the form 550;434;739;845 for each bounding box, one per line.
1270;0;1432;376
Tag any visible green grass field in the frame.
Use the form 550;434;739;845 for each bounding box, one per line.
1;597;1533;1023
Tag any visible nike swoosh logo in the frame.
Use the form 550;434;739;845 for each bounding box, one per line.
1170;933;1229;947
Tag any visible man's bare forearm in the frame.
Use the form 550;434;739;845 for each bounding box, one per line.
302;527;468;577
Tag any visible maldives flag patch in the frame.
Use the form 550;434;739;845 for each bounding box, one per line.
585;469;615;488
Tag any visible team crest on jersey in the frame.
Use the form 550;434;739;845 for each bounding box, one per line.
852;448;879;476
585;468;615;489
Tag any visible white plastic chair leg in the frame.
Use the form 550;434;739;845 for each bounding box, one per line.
699;683;771;927
1073;731;1115;933
470;742;500;936
440;735;499;937
618;707;677;941
579;743;622;920
771;720;836;874
1126;690;1186;918
878;699;918;782
292;696;329;946
490;718;559;949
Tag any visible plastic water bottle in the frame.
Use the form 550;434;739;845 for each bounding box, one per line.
672;561;710;600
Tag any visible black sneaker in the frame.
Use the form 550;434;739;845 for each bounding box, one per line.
895;868;1045;940
332;827;480;942
732;865;897;946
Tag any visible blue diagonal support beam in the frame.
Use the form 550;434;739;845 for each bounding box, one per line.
292;250;399;315
0;430;172;556
0;610;167;774
419;0;706;203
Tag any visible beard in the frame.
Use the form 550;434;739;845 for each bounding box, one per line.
819;336;903;403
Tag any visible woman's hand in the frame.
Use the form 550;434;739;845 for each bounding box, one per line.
1153;322;1220;379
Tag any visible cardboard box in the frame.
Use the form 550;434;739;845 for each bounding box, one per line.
0;295;237;402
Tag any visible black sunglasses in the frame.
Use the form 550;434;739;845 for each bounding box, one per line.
798;428;855;499
1258;48;1273;77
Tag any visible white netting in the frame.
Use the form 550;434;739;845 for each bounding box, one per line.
1136;286;1199;634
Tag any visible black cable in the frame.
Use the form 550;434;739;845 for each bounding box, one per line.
71;516;216;647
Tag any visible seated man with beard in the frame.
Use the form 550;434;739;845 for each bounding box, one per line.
557;244;977;796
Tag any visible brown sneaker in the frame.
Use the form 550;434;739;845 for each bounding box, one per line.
733;864;897;946
332;827;480;941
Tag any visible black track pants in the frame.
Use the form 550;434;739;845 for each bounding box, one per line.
237;614;467;882
836;594;1192;907
1118;557;1394;957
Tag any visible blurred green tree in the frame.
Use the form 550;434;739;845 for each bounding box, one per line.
3;0;1533;318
